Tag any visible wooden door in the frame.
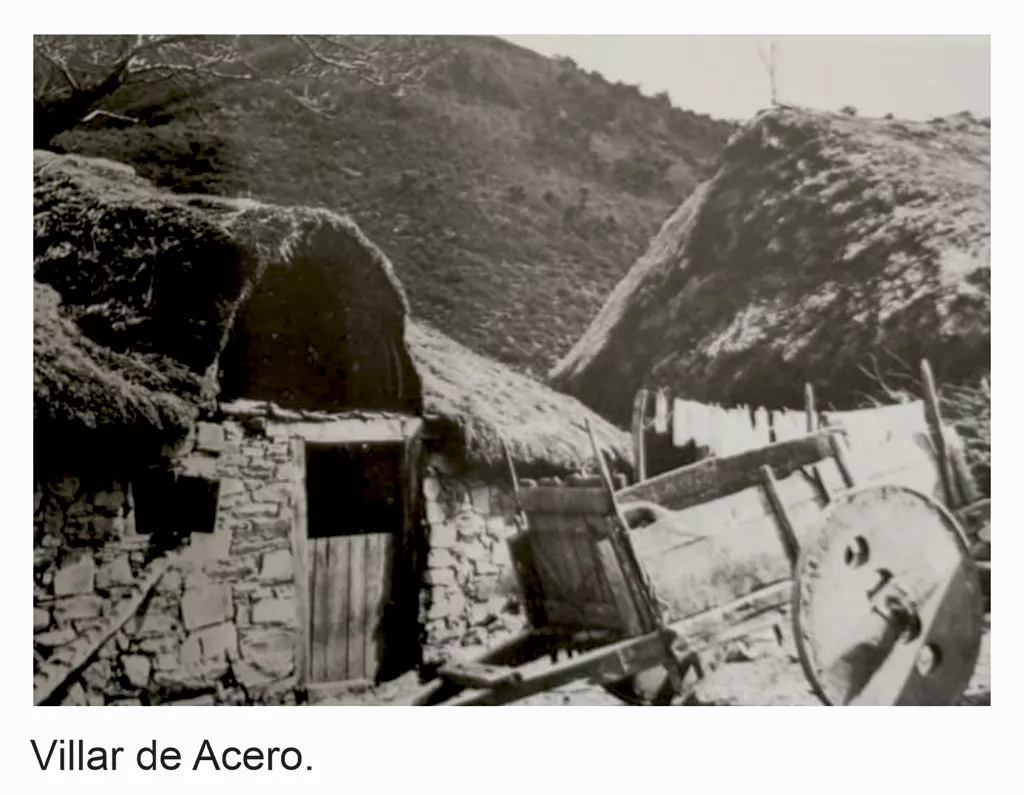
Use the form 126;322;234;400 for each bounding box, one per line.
308;532;392;682
304;443;404;685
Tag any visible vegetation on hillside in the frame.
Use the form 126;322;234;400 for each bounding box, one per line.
42;35;735;375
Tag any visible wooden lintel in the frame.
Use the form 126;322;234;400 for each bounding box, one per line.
617;429;843;511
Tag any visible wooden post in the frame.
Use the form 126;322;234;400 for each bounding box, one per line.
631;389;649;483
759;466;801;569
804;383;818;433
585;418;686;695
920;359;958;508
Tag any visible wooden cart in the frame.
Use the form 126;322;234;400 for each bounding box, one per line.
402;416;986;706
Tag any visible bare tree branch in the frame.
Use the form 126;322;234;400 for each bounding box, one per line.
34;34;452;147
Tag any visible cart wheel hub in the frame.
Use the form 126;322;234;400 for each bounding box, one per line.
793;484;984;706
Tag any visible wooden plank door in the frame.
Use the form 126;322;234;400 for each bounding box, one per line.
308;531;392;683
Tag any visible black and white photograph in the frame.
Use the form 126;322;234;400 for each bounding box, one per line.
30;30;991;711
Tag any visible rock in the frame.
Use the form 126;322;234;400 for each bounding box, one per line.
233;502;281;518
486;516;513;540
81;659;113;691
231;659;276;691
34;627;77;648
155;568;183;595
425;567;456;586
196;423;226;453
470;485;490;515
96;555;133;590
137;635;179;656
93;489;126;514
425;499;447;526
34;607;51;633
430;521;457;548
41;503;64;537
455;512;485;541
259;549;293;583
136;609;180;637
109;698;143;706
61;681;88;706
181;584;232;630
423;476;441;501
195;622;239;661
168;694;216;706
238;626;294;678
461;540;489;562
251;595;296;627
52;595;104;622
122;654;152;688
428;548;457;569
50;475;80;501
53;557;96;597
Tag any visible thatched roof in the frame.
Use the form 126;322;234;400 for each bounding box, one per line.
408;321;630;475
34;150;420;452
34;150;627;474
34;281;206;451
550;107;990;425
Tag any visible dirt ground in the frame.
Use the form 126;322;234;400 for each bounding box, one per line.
323;615;990;707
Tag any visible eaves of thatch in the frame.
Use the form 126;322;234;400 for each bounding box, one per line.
549;106;991;426
407;320;630;477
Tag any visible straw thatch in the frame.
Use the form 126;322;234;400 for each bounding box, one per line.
34;282;208;453
408;321;630;475
550;107;990;425
35;150;626;474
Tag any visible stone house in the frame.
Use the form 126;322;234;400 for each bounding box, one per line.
33;150;631;706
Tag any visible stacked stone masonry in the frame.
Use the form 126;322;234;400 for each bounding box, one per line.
33;420;304;706
420;454;526;666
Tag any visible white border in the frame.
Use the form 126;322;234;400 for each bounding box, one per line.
3;5;1014;794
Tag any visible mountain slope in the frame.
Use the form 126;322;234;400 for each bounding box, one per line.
550;106;990;425
52;35;735;376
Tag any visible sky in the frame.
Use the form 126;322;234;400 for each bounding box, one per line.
501;35;990;122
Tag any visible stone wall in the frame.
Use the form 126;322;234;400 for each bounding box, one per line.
33;420;304;706
420;454;526;666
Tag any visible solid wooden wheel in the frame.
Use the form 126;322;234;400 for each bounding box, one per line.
793;484;984;706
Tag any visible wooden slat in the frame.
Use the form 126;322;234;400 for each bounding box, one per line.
308;538;331;682
595;538;644;635
519;485;614;515
438;661;524;689
346;535;368;679
291;438;310;691
322;536;351;681
362;533;390;680
617;429;841;511
760;466;801;568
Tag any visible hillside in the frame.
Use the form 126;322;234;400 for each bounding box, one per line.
48;35;734;376
551;106;990;425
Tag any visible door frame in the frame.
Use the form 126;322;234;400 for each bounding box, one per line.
284;415;424;694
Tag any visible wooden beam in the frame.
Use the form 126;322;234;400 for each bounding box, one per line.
760;466;801;569
518;485;615;516
920;359;958;508
34;557;171;706
617;428;843;511
631;389;649;483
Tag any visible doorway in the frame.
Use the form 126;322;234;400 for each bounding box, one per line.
303;436;421;686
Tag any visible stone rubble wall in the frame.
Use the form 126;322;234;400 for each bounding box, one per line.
33;420;304;706
420;455;526;666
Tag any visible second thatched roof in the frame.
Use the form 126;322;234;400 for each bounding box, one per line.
550;106;990;426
